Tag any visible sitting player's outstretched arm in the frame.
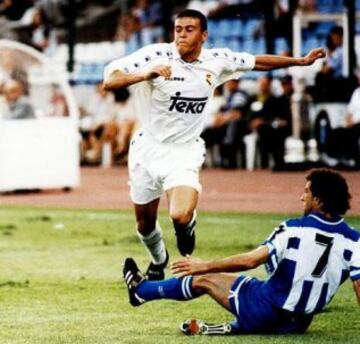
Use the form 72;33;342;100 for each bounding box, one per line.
254;48;326;71
103;65;172;91
354;279;360;305
171;245;269;277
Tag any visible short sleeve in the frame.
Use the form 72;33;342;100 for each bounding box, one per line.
215;49;255;85
262;222;289;275
347;88;360;115
349;239;360;281
103;43;169;81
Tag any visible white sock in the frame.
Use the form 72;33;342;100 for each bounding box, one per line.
137;222;167;265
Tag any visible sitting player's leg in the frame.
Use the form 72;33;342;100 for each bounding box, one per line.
180;273;239;335
123;257;146;306
123;259;238;335
123;257;203;306
166;186;198;256
192;273;237;311
135;200;169;280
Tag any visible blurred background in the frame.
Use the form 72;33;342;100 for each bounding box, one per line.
1;0;360;192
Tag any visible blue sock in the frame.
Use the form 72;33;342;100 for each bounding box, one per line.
136;276;196;302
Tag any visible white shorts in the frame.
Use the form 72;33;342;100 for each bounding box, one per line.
128;129;206;204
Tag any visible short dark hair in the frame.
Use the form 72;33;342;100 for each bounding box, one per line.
176;9;207;31
279;75;292;84
330;25;343;36
113;87;130;102
306;168;351;216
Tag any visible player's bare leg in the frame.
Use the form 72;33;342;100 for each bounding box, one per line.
180;273;238;335
166;186;198;256
134;198;169;280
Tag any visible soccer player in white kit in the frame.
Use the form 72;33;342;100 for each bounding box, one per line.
103;9;326;280
123;168;360;335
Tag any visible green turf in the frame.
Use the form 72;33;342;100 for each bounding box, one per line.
0;207;359;344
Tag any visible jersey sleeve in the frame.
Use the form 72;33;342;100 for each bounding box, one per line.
262;222;289;276
349;238;360;281
347;88;360;116
103;43;169;81
215;49;255;85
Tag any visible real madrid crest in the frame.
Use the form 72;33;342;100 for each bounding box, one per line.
206;73;212;86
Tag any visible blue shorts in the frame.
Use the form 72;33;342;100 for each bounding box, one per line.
228;276;313;334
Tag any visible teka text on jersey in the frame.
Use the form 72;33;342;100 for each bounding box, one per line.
169;92;208;114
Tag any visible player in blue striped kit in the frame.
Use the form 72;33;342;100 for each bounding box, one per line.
123;168;360;335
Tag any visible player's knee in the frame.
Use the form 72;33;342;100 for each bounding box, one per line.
170;209;193;226
192;275;215;293
136;218;157;235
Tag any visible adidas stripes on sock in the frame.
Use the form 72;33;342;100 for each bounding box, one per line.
136;276;198;302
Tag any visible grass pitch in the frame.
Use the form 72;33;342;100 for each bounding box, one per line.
0;207;359;344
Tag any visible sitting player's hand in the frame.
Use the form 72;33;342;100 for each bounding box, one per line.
145;65;172;80
171;255;209;277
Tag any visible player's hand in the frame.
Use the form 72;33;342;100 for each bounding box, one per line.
171;255;209;277
144;65;172;80
303;48;326;65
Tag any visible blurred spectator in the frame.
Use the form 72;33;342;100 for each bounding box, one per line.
114;10;138;42
0;76;9;114
37;0;63;26
0;49;29;93
79;83;115;165
315;72;360;168
48;83;68;117
101;87;138;165
114;0;164;53
324;26;344;79
208;0;261;19
11;5;58;55
29;6;57;55
312;25;356;102
186;0;221;16
201;79;250;169
200;86;226;167
298;0;316;13
2;79;35;119
273;0;298;50
133;0;163;45
248;74;292;170
0;0;34;21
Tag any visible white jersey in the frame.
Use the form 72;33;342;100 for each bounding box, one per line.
263;212;360;314
103;42;255;143
347;87;360;124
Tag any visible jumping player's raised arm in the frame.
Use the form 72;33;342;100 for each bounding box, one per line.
254;47;326;71
102;43;172;90
103;65;171;90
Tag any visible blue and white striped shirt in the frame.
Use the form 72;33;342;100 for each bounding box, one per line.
263;212;360;314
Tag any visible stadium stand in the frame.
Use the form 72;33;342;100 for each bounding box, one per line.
1;0;360;171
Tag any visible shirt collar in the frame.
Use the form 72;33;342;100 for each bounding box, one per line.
170;42;205;64
308;211;343;225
